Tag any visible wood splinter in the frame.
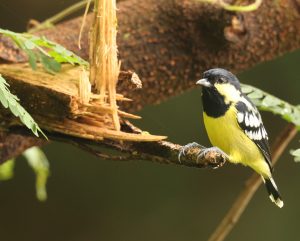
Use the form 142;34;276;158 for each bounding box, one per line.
0;63;166;142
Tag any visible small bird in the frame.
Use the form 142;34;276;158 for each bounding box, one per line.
181;68;283;208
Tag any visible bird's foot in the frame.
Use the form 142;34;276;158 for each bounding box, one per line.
196;147;229;169
179;143;228;168
178;142;205;163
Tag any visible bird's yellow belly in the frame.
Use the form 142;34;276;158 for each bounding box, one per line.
203;108;270;177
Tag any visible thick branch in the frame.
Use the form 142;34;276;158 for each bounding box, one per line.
1;0;299;112
1;122;227;168
62;120;227;168
0;63;227;168
0;0;299;164
103;120;227;168
0;131;46;162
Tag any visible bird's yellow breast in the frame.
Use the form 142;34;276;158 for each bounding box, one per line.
203;106;271;177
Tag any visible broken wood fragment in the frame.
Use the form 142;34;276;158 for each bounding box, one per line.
0;63;165;142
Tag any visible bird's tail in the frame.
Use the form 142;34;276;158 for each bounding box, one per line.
262;176;283;208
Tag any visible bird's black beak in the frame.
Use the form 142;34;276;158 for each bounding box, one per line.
196;78;212;88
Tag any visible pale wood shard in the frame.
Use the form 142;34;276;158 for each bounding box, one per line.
0;63;166;142
79;67;91;104
89;0;120;131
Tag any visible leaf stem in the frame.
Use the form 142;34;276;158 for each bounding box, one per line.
28;0;92;33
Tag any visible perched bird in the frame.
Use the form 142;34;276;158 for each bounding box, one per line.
181;68;283;208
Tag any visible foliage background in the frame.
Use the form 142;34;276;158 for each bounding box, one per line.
0;1;300;241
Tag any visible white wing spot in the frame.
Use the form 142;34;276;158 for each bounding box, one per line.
245;113;249;126
248;114;252;127
262;128;268;140
253;131;258;140
250;114;255;127
253;115;260;127
237;112;244;123
246;130;253;139
257;129;262;140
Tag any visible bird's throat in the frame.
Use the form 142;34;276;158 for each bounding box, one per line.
202;88;231;117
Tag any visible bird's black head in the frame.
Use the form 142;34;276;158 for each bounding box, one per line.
197;68;241;90
197;68;242;117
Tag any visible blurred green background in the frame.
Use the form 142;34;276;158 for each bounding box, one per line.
0;1;300;241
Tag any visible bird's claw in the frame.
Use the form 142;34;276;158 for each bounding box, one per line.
178;142;205;163
179;143;228;168
196;147;229;168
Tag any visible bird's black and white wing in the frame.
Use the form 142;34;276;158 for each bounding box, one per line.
235;95;272;170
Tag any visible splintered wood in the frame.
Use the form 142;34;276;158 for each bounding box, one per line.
0;64;166;142
89;0;120;131
0;0;166;143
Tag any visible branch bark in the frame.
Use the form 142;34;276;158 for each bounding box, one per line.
0;2;298;239
1;0;300;112
0;63;227;168
0;1;299;164
68;120;227;169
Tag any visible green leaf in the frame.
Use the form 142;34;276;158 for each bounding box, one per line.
290;149;300;162
0;88;9;108
261;95;282;107
39;53;61;74
25;49;37;70
247;90;263;99
24;39;35;49
242;84;300;127
0;159;15;181
23;147;50;202
241;85;253;94
0;28;89;73
0;74;46;138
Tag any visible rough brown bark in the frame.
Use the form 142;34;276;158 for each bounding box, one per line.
0;0;299;162
0;130;46;162
1;0;300;111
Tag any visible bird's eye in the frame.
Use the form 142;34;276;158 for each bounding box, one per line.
218;77;227;84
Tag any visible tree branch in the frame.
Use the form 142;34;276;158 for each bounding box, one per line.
0;63;227;168
207;124;298;241
0;0;299;176
65;120;227;168
28;0;91;34
1;0;299;112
